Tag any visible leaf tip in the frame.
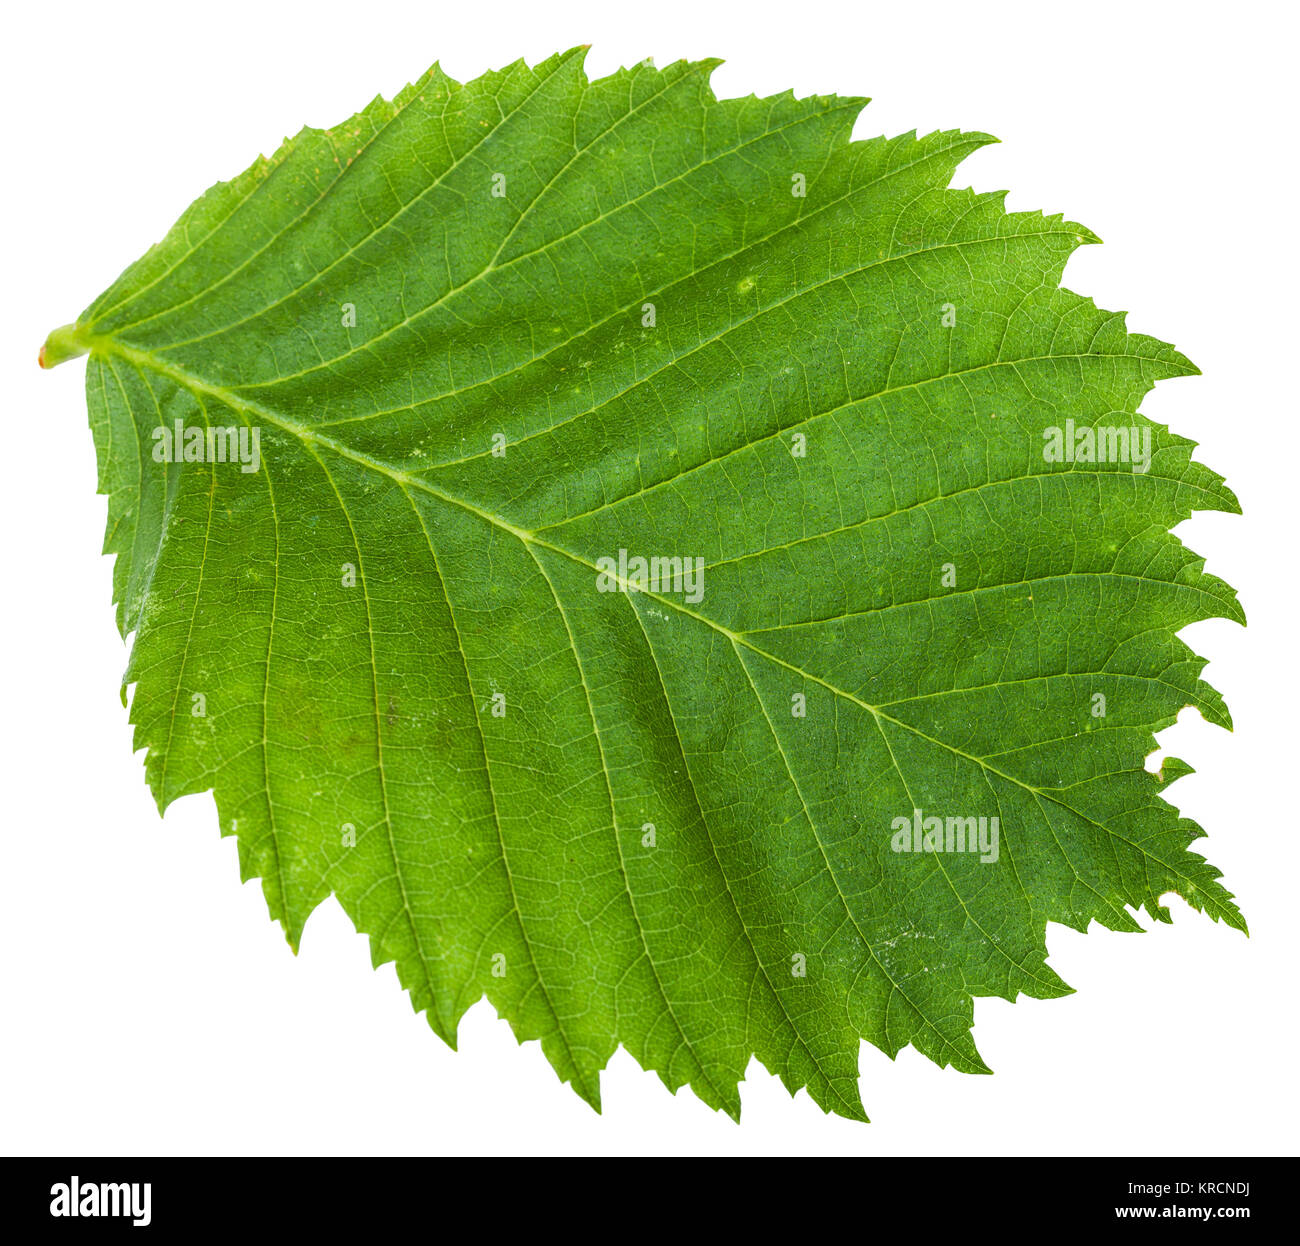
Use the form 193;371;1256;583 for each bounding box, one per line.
572;1077;604;1114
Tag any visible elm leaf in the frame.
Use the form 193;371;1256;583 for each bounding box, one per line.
41;48;1243;1121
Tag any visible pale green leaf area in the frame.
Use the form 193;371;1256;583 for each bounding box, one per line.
42;48;1243;1121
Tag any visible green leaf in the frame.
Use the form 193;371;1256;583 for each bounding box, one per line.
42;48;1243;1122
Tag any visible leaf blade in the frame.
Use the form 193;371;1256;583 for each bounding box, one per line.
46;51;1242;1120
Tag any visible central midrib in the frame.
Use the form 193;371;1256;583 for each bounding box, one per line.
95;331;1220;916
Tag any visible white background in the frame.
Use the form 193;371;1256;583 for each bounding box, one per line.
2;0;1295;1157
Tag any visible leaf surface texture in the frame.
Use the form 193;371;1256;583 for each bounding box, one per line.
48;50;1243;1120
